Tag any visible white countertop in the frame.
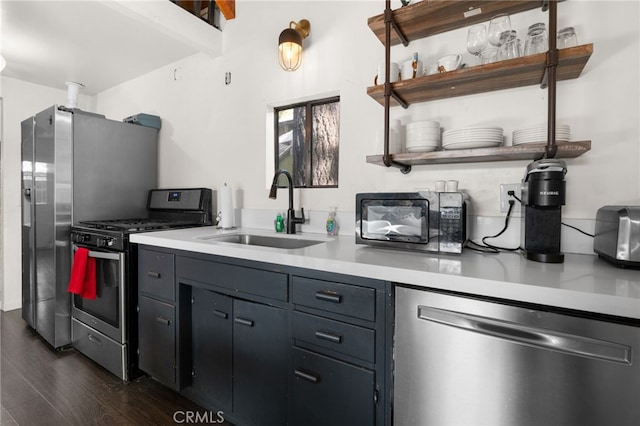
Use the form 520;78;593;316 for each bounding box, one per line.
131;226;640;320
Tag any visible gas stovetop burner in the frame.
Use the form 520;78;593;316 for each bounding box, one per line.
77;188;213;234
79;218;201;233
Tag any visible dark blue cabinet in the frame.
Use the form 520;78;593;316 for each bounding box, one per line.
190;287;289;425
233;299;289;425
292;347;375;426
190;288;233;412
138;295;176;387
137;245;391;426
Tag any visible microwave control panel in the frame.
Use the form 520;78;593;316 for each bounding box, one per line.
438;205;466;252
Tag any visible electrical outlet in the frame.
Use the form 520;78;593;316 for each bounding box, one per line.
500;183;522;213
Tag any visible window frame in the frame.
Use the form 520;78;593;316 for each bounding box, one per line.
273;95;340;189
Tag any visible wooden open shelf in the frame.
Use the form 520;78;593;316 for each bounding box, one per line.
366;141;591;167
366;0;589;171
368;0;549;46
367;44;593;107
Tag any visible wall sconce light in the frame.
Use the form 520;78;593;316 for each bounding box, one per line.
278;19;311;71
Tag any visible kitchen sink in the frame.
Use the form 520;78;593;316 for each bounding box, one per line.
198;233;326;249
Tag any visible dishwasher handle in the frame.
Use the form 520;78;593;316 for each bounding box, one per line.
417;305;632;365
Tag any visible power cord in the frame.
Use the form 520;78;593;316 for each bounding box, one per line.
509;191;594;238
466;189;594;253
562;222;594;238
465;197;521;254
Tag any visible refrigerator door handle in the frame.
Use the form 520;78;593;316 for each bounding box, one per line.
417;305;632;364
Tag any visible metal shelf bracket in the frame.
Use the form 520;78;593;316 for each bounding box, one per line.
384;7;409;47
381;0;411;173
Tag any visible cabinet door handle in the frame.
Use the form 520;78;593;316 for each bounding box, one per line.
87;334;102;346
294;369;320;384
234;317;254;327
213;309;228;319
156;316;171;326
315;290;342;304
315;329;343;344
147;271;161;279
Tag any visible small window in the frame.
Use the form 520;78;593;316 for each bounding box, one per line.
274;96;340;188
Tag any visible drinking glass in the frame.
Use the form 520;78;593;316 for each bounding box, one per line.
498;33;521;60
467;24;488;57
557;27;578;49
479;47;498;64
524;23;548;55
488;14;512;46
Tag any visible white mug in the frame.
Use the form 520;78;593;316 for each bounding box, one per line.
375;62;399;85
437;54;463;72
435;180;446;192
401;59;424;80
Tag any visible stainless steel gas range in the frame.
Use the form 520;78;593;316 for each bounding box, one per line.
69;188;213;381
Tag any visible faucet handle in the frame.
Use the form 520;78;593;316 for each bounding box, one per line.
300;207;305;221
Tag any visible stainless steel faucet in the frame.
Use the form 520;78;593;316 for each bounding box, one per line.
269;169;305;234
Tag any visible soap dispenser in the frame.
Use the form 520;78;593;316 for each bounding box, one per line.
275;213;285;233
326;207;338;236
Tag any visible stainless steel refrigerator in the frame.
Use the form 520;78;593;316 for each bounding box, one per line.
21;105;158;349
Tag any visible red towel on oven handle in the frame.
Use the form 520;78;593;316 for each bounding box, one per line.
67;247;97;300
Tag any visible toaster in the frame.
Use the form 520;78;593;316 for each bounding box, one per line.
593;206;640;268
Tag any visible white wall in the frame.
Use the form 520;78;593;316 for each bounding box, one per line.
2;0;639;310
96;0;640;219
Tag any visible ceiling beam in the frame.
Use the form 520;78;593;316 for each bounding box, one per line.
215;0;235;20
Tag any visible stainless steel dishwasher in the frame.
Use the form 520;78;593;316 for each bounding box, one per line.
394;286;640;426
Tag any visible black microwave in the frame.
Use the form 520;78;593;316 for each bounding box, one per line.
355;191;468;254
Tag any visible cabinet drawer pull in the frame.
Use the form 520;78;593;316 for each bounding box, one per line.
294;369;320;384
156;316;171;326
315;290;342;304
213;309;228;319
147;271;161;279
87;334;102;346
315;329;343;344
234;317;254;327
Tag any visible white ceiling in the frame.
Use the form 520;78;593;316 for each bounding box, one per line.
1;0;222;95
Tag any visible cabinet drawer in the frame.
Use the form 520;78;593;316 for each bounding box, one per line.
139;249;175;301
292;276;375;321
292;347;375;426
177;256;288;302
293;311;375;363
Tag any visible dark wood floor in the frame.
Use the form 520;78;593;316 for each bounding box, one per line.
0;309;213;425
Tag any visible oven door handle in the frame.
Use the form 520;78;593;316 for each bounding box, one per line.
86;250;122;261
73;244;123;261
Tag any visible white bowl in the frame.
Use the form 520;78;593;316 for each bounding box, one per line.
406;129;441;137
407;120;440;129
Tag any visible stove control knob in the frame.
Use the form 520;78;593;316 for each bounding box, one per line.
72;233;91;243
97;237;114;248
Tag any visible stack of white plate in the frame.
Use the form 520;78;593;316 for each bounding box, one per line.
442;126;504;150
512;124;571;145
405;120;441;153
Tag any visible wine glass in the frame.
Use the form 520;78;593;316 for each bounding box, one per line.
488;13;512;46
467;24;488;58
